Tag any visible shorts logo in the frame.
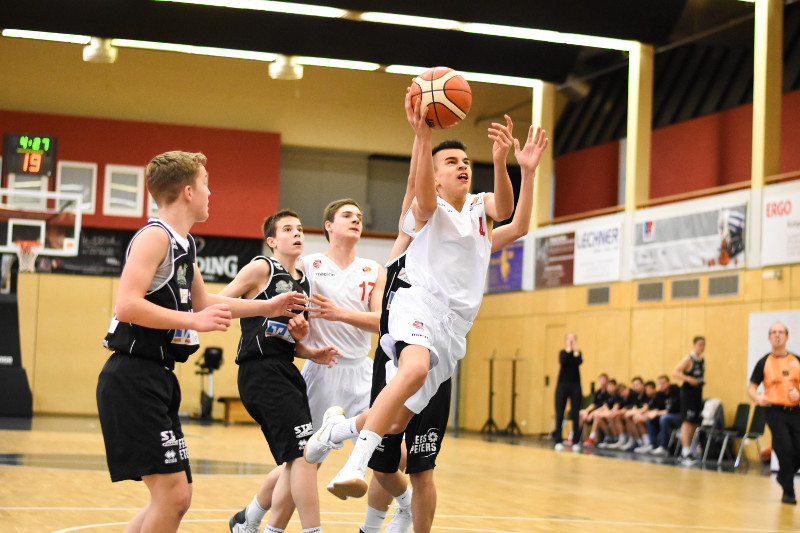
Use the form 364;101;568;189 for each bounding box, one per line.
313;260;321;268
161;430;179;447
413;320;423;330
298;438;308;451
164;449;178;464
294;422;313;439
275;280;293;293
410;427;440;457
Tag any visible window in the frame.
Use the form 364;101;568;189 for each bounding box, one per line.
57;161;97;214
103;164;144;217
5;173;48;209
147;192;159;218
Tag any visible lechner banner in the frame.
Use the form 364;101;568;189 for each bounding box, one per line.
487;239;524;293
632;204;746;278
535;232;574;288
761;185;800;266
573;223;621;285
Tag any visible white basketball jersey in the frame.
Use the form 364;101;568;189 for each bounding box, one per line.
401;192;491;322
301;252;379;360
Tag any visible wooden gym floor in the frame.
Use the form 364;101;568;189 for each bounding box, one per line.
1;415;798;533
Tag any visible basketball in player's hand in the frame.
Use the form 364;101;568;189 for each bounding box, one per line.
409;67;472;130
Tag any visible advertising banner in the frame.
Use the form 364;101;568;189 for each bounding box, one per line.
632;204;746;278
488;239;524;293
573;223;621;285
535;232;574;288
762;186;800;266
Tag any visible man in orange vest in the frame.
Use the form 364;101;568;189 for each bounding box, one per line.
748;321;800;505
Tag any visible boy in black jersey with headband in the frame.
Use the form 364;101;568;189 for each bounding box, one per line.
97;151;307;533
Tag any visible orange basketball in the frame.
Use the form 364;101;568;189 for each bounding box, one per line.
760;446;772;463
409;67;472;130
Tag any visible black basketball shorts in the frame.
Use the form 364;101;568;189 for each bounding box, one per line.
680;386;703;425
368;346;451;475
238;357;313;465
96;353;192;483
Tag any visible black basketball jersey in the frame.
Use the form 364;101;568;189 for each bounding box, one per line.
682;353;705;389
103;220;198;369
380;253;411;336
236;256;310;364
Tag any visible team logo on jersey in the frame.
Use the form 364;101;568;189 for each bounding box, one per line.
180;288;189;304
387;291;396;310
273;262;285;272
363;266;372;272
176;264;188;287
412;320;423;330
470;196;481;211
397;268;409;283
313;260;321;269
172;329;199;346
265;320;290;339
275;280;293;293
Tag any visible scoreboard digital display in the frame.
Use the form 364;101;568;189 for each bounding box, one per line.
2;133;58;178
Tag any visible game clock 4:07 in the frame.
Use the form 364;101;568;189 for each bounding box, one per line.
2;133;58;178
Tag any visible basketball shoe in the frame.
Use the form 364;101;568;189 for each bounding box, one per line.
229;508;260;533
385;505;413;533
327;462;368;500
305;406;345;463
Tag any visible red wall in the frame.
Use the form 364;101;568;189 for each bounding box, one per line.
554;88;800;217
553;140;619;217
0;110;281;239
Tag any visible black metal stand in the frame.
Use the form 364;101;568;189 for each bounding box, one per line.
502;357;522;436
195;368;214;422
480;353;499;434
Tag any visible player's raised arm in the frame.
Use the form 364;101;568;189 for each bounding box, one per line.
491;126;548;252
407;87;437;224
484;114;516;223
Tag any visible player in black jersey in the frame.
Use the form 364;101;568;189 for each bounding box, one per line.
221;209;339;533
97;152;307;533
671;336;706;463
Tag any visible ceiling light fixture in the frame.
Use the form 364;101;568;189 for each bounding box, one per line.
269;54;303;79
357;12;461;30
153;0;347;18
385;64;537;87
82;37;118;63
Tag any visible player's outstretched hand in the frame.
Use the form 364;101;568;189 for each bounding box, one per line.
307;293;344;322
288;313;310;342
489;114;514;163
193;303;232;332
263;291;308;318
514;125;548;173
310;345;341;368
405;86;431;139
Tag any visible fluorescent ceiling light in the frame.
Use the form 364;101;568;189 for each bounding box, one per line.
462;23;635;52
295;56;379;71
385;64;537;88
1;29;89;44
153;0;346;18
358;12;461;30
112;38;278;61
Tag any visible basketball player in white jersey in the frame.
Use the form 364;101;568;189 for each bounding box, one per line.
305;88;518;505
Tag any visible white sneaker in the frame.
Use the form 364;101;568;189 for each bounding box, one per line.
327;462;368;500
623;439;638;451
304;406;345;463
554;442;565;452
607;438;624;450
634;443;653;454
650;446;668;456
385;505;413;533
572;443;582;453
229;508;260;533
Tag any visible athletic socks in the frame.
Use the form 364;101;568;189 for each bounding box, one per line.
331;416;360;444
642;434;651;446
681;446;691;457
265;526;284;533
245;494;268;526
302;528;322;533
349;430;382;472
362;505;388;533
395;487;412;508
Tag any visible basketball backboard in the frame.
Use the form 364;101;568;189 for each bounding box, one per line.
0;188;82;257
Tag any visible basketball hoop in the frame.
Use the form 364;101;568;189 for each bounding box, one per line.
13;240;42;273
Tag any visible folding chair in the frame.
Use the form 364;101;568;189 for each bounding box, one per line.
734;405;766;469
704;403;750;465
